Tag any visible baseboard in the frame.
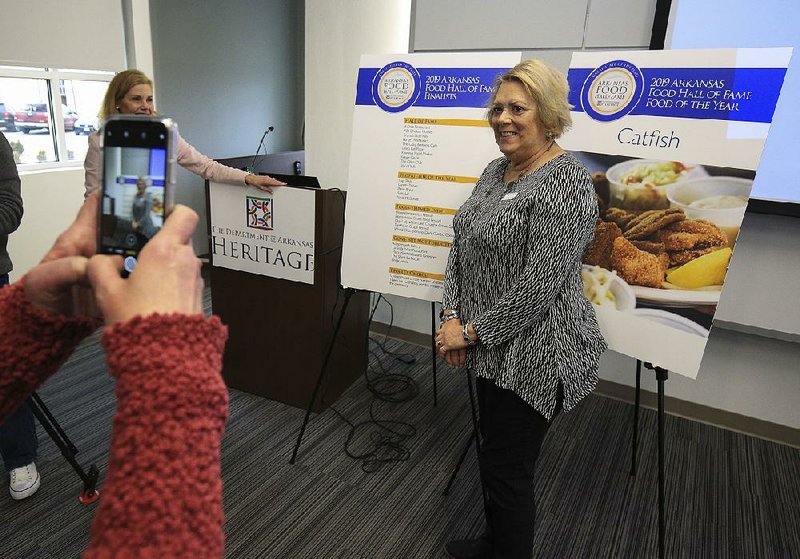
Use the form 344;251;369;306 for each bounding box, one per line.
369;321;800;449
595;379;799;448
370;321;432;348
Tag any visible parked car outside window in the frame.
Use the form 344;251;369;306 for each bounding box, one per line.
14;103;78;133
74;115;98;135
0;102;15;131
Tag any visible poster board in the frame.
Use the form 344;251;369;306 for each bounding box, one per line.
561;48;792;377
209;183;316;284
341;52;521;301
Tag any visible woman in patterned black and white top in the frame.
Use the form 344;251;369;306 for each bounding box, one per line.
436;60;607;559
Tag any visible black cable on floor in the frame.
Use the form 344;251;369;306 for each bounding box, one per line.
369;294;417;364
330;294;419;472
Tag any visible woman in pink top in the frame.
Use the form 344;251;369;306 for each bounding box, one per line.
83;69;284;198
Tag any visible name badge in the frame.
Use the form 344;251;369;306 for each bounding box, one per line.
502;192;518;200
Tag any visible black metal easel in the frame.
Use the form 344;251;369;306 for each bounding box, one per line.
430;305;483;497
443;369;482;496
629;359;668;559
290;288;357;464
27;392;100;504
430;302;438;407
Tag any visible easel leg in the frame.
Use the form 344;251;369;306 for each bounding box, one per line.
641;362;668;559
466;371;481;456
656;366;668;559
27;392;100;504
443;429;474;496
431;302;438;407
466;372;496;539
290;289;354;464
630;359;642;476
443;370;483;498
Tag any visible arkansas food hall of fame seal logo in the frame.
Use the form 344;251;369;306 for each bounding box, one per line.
371;61;422;113
580;59;644;122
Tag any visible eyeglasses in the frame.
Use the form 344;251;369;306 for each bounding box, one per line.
489;104;530;117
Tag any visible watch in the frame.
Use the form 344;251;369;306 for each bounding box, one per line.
462;323;476;346
440;309;460;323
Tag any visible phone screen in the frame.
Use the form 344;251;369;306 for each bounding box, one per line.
99;118;172;274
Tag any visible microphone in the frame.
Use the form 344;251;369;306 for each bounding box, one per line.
248;126;274;173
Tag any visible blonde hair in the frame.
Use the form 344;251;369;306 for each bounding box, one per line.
99;69;154;120
487;59;572;138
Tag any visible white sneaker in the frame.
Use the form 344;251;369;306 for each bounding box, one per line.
9;462;40;500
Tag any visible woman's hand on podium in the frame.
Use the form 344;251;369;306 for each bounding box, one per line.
245;173;287;193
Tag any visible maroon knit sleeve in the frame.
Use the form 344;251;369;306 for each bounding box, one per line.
83;313;229;559
0;282;98;421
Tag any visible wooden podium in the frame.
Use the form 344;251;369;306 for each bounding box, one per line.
207;185;369;413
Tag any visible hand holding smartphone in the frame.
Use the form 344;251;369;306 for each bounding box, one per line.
98;115;177;276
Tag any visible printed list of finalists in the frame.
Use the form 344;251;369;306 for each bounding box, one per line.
389;117;485;289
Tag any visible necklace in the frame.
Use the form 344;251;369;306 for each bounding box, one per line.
506;140;555;184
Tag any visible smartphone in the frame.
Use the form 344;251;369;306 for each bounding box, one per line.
98;115;177;275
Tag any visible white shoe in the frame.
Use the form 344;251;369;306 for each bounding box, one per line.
9;462;40;500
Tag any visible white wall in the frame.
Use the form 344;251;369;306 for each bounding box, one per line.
149;0;305;254
600;331;800;429
122;0;155;78
304;0;424;336
6;169;85;279
0;0;125;71
667;0;800;205
305;0;412;190
715;213;800;338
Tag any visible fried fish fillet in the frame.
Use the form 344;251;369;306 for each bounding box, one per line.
623;208;685;240
610;236;669;288
654;219;728;250
604;207;638;230
631;240;666;254
584;221;623;269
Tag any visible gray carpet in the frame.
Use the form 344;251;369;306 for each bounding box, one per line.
0;321;798;558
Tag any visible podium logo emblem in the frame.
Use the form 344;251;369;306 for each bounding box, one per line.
246;196;273;231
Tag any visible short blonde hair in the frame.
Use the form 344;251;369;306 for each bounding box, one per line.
99;69;154;120
487;59;572;138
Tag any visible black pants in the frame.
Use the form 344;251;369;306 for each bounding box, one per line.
476;378;559;559
0;274;38;471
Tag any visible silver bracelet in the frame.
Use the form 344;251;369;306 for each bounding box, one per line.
462;323;476;346
440;309;460;323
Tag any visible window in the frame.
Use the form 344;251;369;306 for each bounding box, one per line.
0;66;112;169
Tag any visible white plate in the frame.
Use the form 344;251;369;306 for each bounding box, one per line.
633;308;710;337
581;265;636;312
631;285;720;307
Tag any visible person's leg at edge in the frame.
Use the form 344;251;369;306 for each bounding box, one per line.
0;273;40;500
477;378;557;559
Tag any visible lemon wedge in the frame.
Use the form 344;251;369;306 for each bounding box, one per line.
666;247;732;289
